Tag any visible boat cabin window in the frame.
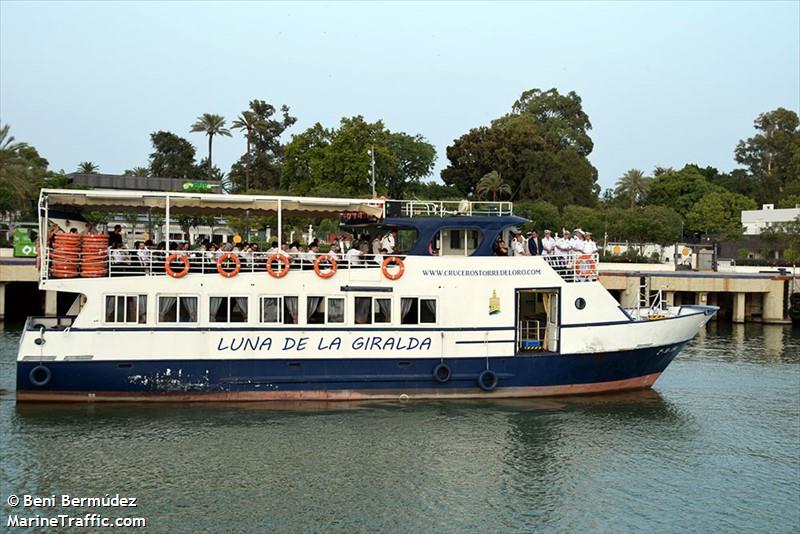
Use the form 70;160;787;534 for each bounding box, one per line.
430;228;482;256
158;296;198;323
105;295;147;324
400;298;437;324
210;296;248;323
260;296;298;324
354;297;392;324
308;296;345;324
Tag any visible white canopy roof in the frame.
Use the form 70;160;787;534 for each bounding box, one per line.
41;189;385;218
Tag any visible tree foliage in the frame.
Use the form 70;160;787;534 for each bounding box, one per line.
614;168;651;207
148;131;201;179
77;161;99;174
283;116;435;198
441;88;598;207
228;100;297;193
646;165;716;217
475;171;511;200
190;113;231;180
685;190;757;236
0;124;49;216
735;108;800;202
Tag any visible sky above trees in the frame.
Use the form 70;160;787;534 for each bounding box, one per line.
0;1;797;191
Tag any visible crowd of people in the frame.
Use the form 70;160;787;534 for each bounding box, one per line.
49;221;597;278
98;226;402;274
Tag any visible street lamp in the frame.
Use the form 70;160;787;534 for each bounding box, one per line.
367;146;376;198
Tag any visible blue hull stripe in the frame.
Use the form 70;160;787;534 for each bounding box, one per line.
17;344;685;394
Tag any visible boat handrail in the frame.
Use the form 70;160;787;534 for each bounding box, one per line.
397;200;513;218
41;247;599;283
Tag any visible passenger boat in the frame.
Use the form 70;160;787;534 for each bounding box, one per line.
16;189;717;402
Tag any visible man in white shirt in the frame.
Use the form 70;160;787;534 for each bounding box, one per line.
511;232;527;256
554;230;572;274
541;230;555;257
346;243;363;266
583;232;598;255
381;229;397;254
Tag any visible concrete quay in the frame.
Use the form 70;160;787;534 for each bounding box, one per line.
599;263;798;324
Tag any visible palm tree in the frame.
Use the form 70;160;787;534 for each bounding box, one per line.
614;168;652;207
77;161;99;174
476;171;511;201
0;124;33;201
231;111;258;192
190;113;231;180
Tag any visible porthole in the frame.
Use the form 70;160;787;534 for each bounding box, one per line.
575;298;586;310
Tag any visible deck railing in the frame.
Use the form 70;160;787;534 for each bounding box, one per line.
44;248;405;279
397;200;513;218
43;247;598;282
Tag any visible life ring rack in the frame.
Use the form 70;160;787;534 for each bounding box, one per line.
313;255;337;279
574;254;597;278
217;253;241;278
267;254;291;278
381;256;405;281
164;254;190;278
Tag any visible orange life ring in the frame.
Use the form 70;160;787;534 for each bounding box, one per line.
381;256;405;280
266;253;291;278
217;253;240;278
165;253;190;278
574;254;597;277
313;255;337;279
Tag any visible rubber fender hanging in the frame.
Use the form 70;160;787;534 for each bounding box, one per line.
29;365;52;387
432;363;452;383
477;369;498;392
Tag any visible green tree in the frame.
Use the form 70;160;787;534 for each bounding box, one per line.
614;168;651;207
646;165;715;217
77;161;99;174
231;111;258;191
283;116;435;198
228;100;297;192
606;206;682;244
514;200;560;232
407;181;462;200
475;171;511;201
148;131;200;179
685;190;757;235
190;113;231;180
561;205;604;235
0;125;51;217
735;108;800;202
123;166;150;177
441;88;598;206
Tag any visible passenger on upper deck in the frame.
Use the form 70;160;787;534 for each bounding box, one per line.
108;225;123;247
511;231;527;256
493;236;508;256
381;229;397;254
527;229;542;256
541;230;555;256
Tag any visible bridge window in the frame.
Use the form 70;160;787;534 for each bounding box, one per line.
158;296;198;323
210;296;248;323
260;296;298;324
308;296;345;324
431;228;482;256
354;296;392;324
104;295;146;324
400;298;437;324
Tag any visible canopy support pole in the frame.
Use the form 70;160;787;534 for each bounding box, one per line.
165;194;170;253
277;199;282;250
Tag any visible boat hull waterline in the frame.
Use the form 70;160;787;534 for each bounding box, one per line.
17;344;681;402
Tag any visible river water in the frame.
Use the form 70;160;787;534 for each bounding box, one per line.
0;322;798;533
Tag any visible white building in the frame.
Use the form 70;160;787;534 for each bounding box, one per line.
741;204;800;235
